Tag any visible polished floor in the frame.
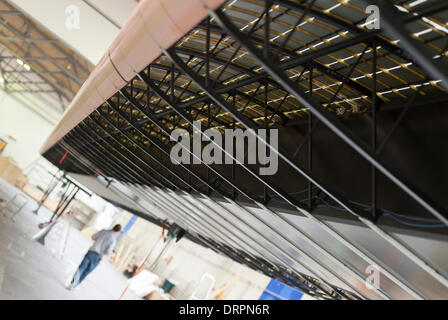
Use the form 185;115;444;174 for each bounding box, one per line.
0;178;140;300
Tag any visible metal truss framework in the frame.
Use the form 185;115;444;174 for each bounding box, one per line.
0;0;93;111
43;0;448;299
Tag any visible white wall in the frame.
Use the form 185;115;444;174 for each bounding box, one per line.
0;90;55;169
113;213;271;300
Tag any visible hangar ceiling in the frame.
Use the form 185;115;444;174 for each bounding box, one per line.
0;0;94;121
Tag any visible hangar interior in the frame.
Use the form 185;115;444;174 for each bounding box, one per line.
0;0;447;300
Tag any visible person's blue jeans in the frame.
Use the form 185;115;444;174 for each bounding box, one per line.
71;250;101;287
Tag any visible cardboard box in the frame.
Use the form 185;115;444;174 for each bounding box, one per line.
0;157;22;185
143;290;172;300
0;139;6;153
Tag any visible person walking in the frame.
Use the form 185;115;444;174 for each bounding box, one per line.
67;224;122;289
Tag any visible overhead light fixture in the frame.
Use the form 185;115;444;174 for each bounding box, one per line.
23;64;31;71
16;58;23;65
409;0;427;7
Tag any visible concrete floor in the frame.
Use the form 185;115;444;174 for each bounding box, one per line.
0;178;140;300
